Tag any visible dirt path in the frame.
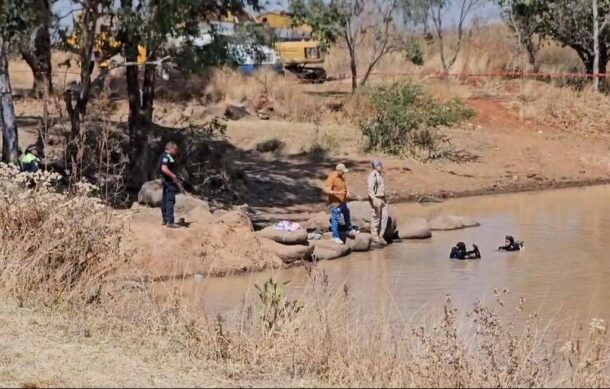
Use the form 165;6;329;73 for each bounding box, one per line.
0;301;222;388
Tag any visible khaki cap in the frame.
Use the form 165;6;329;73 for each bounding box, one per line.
335;163;349;173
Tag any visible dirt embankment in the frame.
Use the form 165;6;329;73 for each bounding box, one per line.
223;96;610;224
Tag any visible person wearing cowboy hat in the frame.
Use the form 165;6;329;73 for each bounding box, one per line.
324;163;358;245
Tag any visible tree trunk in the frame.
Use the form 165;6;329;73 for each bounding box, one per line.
64;6;96;180
593;0;600;91
142;62;156;124
0;39;19;163
524;36;540;73
348;47;357;92
124;39;148;189
20;0;53;97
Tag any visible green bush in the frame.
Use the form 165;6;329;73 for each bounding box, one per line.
360;81;475;159
404;40;424;66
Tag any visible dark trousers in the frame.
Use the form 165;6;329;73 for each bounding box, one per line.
20;162;39;173
161;181;177;225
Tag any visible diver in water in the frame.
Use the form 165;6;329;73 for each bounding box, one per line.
450;242;481;260
498;235;524;251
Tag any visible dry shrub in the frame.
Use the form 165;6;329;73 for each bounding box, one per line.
255;137;285;153
204;68;326;122
118;270;610;387
499;79;610;134
0;165;125;304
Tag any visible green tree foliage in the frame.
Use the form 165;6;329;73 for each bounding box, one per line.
289;0;343;52
497;0;543;72
360;81;474;159
116;0;260;190
499;0;610;75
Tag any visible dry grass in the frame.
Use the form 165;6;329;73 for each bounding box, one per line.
0;165;125;304
96;272;610;387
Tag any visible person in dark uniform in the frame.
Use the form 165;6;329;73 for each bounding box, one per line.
498;235;524;251
159;141;181;228
450;242;481;260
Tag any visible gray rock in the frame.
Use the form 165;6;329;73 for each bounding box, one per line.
397;217;432;239
138;179;163;207
348;201;397;239
175;194;210;214
256;226;309;245
261;239;314;264
187;205;215;224
312;239;351;261
302;211;331;232
347;233;372;252
418;196;443;203
215;209;253;231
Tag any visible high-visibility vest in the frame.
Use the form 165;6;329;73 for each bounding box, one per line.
19;153;39;165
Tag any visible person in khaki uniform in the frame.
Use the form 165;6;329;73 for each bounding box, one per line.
368;160;388;245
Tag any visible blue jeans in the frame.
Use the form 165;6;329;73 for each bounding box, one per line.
161;181;177;225
331;203;352;239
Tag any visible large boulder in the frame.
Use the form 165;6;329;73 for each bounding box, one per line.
312;240;351;261
302;212;331;232
256;226;308;245
384;206;399;241
176;194;209;214
429;215;480;231
347;201;372;223
260;239;314;264
138;180;163;207
348;201;397;239
136;180;209;215
187;205;215;224
347;233;372;252
214;209;253;231
397;217;432;239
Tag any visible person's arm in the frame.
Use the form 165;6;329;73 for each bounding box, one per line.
323;175;346;196
367;173;377;198
161;164;178;183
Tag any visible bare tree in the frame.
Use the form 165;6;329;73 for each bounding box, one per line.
0;35;19;162
20;0;53;97
428;0;482;75
62;0;111;180
498;0;542;73
292;0;405;92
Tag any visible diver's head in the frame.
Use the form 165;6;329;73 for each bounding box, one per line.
505;235;515;245
456;242;466;250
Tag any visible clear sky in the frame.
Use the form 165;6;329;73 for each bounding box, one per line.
53;0;501;30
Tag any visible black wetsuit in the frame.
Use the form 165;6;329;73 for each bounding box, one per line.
499;236;523;251
499;242;522;251
450;243;481;260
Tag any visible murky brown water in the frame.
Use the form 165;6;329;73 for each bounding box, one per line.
164;185;610;325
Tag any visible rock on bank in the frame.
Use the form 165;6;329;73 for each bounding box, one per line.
117;198;283;280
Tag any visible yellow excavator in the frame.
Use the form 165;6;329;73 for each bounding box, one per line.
255;11;326;82
65;22;147;70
